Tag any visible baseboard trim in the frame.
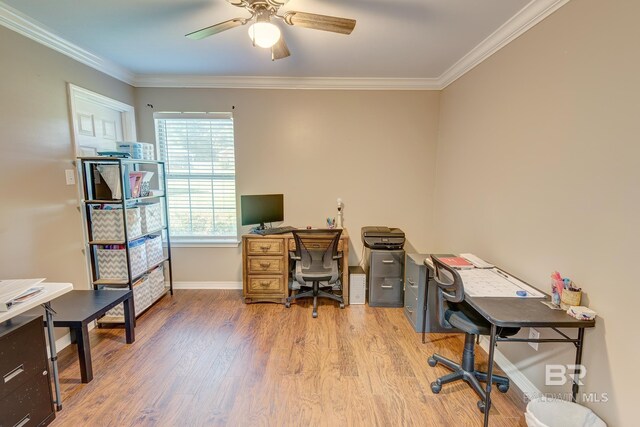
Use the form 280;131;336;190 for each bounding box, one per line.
171;281;243;290
479;336;541;408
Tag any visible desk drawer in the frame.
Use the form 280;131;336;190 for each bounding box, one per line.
247;275;284;293
403;284;420;329
288;239;344;253
369;276;404;307
246;239;284;255
247;257;283;274
0;370;54;427
0;317;47;398
370;251;404;278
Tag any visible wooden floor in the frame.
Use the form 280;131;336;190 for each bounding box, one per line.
51;290;526;426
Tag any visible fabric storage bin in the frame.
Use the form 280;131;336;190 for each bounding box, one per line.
92;207;142;241
97;239;147;279
138;203;162;233
104;277;151;317
147;266;166;300
145;235;164;268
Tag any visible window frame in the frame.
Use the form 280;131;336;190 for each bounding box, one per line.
154;112;240;247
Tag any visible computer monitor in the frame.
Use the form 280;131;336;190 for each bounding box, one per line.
240;194;284;229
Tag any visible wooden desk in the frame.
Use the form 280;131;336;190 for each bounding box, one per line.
242;229;350;305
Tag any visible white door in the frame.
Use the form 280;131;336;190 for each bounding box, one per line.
68;84;136;157
67;84;137;288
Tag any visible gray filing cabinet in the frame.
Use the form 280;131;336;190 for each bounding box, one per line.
367;249;404;307
404;253;449;333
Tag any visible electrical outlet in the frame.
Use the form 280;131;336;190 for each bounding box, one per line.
529;328;540;351
65;169;75;185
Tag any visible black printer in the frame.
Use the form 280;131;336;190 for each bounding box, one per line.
361;226;405;250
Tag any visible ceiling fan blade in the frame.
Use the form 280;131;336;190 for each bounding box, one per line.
185;18;247;40
272;36;290;61
282;11;356;35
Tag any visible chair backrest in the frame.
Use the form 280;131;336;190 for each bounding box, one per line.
292;229;342;272
431;255;465;303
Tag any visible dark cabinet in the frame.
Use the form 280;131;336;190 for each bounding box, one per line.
0;316;55;427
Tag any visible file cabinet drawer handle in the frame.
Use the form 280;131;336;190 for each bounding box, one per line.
382;260;395;264
14;413;30;427
259;262;271;268
381;284;393;289
260;281;271;286
259;244;272;251
3;364;24;384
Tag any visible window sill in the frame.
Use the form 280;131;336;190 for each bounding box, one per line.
169;240;240;248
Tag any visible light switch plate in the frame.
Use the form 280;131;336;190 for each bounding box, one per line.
528;328;540;351
65;169;76;185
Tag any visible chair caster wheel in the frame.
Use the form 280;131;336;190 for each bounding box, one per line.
312;312;318;318
285;302;291;308
430;382;442;394
497;383;509;393
427;357;438;367
477;400;489;413
339;303;345;309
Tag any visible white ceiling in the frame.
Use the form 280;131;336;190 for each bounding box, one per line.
2;0;534;80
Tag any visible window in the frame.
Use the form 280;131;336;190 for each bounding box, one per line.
154;112;238;243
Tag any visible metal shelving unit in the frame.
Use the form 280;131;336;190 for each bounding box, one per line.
78;157;174;323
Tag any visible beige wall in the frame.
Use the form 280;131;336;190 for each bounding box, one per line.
135;88;441;283
434;0;639;424
0;26;135;292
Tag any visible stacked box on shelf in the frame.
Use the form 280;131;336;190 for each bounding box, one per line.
138;203;162;233
147;266;165;300
92;206;142;241
97;239;147;279
145;235;164;267
118;142;154;160
104;276;151;317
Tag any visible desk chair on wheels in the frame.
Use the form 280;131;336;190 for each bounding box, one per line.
285;229;345;318
428;255;520;413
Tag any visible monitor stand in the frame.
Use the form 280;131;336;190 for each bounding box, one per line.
250;223;266;234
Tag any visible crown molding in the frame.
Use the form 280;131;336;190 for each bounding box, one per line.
438;0;572;89
133;75;441;90
0;0;571;91
0;2;135;85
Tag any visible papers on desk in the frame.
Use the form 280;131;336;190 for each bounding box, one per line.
458;269;545;298
0;278;46;311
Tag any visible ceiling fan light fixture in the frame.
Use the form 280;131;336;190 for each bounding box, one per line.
248;22;281;49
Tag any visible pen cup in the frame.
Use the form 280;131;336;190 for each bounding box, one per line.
561;288;582;309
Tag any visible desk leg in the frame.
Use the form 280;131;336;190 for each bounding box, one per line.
342;242;349;305
421;275;429;343
483;323;497;427
74;326;93;383
43;302;62;411
572;328;585;402
123;296;135;344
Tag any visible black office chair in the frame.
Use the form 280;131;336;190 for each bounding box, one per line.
428;255;520;413
285;229;344;318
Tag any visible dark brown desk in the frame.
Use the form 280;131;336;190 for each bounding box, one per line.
26;290;135;383
465;292;595;426
423;257;596;427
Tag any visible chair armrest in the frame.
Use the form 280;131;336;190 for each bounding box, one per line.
332;253;343;260
289;251;301;261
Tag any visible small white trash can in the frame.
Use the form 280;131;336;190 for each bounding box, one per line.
525;398;606;427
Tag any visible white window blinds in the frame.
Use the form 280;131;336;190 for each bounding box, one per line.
154;112;237;241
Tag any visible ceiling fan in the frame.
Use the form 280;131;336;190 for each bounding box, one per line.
186;0;356;61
